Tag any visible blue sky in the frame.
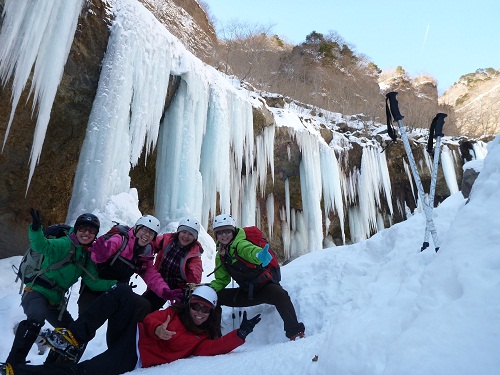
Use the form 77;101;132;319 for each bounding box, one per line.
202;0;500;95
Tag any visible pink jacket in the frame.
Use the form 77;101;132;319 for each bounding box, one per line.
90;227;174;299
151;233;203;289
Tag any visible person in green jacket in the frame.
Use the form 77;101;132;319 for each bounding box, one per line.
4;209;116;367
209;213;305;341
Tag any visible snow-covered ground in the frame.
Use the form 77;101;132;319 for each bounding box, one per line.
1;137;499;374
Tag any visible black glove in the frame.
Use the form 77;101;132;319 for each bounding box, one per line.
30;208;42;232
237;311;261;339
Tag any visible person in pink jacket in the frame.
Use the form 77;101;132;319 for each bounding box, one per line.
143;217;204;311
78;215;183;346
5;285;261;375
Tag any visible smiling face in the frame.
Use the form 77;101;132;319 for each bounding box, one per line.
178;230;195;247
76;226;98;245
136;226;156;247
215;228;235;245
189;302;212;325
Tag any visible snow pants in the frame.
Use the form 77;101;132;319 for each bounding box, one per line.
216;282;305;339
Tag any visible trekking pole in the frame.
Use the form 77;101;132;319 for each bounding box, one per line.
422;113;447;252
385;92;440;251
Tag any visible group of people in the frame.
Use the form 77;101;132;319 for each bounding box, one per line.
1;210;305;375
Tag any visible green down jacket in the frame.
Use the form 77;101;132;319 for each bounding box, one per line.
209;227;264;292
27;225;116;305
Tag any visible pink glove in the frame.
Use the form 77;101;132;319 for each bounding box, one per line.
162;288;183;303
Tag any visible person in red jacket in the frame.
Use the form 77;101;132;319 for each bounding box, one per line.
143;217;204;310
3;285;261;375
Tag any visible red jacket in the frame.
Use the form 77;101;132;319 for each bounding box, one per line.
138;307;244;367
151;233;203;289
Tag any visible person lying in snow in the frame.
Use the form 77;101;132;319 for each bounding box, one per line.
1;285;260;375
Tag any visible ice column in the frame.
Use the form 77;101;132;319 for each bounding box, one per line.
199;79;254;228
68;1;172;220
440;145;459;195
296;131;324;252
155;71;209;223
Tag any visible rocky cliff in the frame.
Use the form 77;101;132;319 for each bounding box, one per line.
0;0;481;259
439;68;500;137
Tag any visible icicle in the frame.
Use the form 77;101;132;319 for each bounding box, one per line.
255;125;275;196
266;193;274;237
240;172;257;227
0;0;85;191
378;150;394;216
319;142;345;244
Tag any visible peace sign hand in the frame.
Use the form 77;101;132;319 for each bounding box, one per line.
154;315;176;340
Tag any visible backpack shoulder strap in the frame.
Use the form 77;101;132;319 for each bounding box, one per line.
36;240;76;276
109;232;130;266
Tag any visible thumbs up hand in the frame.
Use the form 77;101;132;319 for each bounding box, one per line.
256;244;272;266
155;315;176;340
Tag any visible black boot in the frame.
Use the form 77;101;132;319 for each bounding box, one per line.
6;320;43;366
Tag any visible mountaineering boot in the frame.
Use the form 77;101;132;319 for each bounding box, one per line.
12;323;46;356
40;328;81;362
6;319;43;366
0;363;14;375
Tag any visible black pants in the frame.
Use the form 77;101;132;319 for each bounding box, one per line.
12;284;140;375
217;282;305;339
78;283;151;346
141;289;166;311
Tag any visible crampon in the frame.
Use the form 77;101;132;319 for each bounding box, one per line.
0;362;14;375
40;328;81;362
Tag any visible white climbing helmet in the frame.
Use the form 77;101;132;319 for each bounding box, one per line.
177;217;200;239
212;213;236;231
190;285;218;308
135;214;161;234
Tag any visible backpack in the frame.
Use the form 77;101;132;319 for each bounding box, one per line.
94;223;144;281
14;224;76;293
102;224;130;266
222;226;281;299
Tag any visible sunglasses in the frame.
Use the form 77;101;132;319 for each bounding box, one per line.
190;303;212;314
77;226;98;235
216;229;233;236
